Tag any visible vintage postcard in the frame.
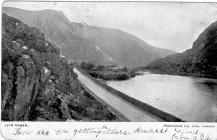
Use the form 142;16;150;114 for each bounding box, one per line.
0;0;217;139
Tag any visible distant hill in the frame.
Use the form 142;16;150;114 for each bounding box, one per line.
146;21;217;78
3;7;175;68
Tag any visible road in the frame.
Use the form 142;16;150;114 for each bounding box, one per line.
74;68;162;122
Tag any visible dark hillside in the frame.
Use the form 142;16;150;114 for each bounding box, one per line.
146;21;217;78
1;13;118;121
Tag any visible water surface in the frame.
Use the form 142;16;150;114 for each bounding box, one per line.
107;73;217;122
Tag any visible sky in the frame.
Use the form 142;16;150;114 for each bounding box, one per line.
3;2;217;52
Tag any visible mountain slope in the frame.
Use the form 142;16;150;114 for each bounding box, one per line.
146;21;217;78
3;7;175;68
70;23;175;67
1;13;118;121
3;7;111;65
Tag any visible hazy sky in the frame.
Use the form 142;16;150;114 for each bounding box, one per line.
3;2;217;52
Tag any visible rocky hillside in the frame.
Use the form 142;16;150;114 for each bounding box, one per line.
146;21;217;78
3;7;175;68
1;13;118;121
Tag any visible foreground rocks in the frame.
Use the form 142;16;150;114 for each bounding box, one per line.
1;13;118;121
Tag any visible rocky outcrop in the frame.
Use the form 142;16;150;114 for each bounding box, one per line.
2;13;118;121
146;21;217;78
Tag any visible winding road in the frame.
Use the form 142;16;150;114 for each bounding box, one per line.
74;68;162;122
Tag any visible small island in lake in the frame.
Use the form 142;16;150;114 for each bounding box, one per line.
79;61;138;81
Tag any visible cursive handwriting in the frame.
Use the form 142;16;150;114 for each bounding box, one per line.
10;125;216;140
134;127;168;134
73;125;129;137
13;127;33;135
171;128;215;140
55;129;69;135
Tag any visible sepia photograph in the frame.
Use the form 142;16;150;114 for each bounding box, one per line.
1;1;217;123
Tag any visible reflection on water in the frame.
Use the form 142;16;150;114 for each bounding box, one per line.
194;79;217;92
107;73;217;122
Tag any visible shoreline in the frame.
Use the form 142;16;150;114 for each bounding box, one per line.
133;67;217;80
76;67;184;122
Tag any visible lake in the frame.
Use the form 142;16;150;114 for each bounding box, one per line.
106;73;217;122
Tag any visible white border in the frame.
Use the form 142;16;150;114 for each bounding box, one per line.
1;0;217;140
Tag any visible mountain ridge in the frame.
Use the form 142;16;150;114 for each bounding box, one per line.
3;6;175;68
146;20;217;78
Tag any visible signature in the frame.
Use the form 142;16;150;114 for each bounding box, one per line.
171;128;216;140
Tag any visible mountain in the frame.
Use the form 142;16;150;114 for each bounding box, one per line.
70;23;175;67
3;7;175;68
1;13;118;121
3;7;109;65
146;21;217;78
